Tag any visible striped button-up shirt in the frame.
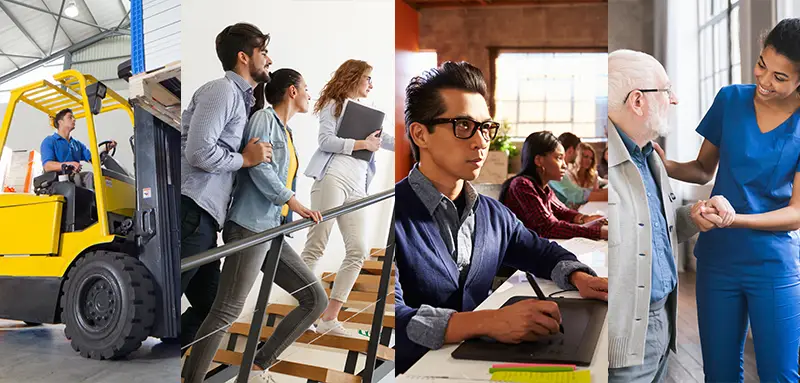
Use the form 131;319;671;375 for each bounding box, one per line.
180;71;255;228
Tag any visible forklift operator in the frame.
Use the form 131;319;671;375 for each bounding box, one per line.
40;107;116;190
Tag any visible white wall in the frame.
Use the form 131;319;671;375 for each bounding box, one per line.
181;0;395;317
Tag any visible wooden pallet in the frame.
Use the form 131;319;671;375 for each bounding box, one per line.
128;61;181;129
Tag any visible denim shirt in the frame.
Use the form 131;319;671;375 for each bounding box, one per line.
227;107;295;233
617;127;677;303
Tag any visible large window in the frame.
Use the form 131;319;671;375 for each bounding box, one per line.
698;0;741;113
494;52;607;139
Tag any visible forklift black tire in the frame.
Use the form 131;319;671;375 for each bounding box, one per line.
60;251;156;360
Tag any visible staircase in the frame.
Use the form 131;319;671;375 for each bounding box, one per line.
189;248;395;383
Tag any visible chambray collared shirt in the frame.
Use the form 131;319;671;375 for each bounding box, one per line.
617;127;677;303
408;165;477;273
180;71;255;228
404;165;593;350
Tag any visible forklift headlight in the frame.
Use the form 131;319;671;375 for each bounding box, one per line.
85;82;108;115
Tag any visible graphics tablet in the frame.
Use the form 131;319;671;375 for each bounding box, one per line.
451;296;607;366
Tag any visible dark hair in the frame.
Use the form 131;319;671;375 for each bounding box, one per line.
215;23;270;72
764;18;800;92
404;61;488;162
601;145;609;167
54;108;73;129
250;69;303;117
557;132;581;151
499;131;561;203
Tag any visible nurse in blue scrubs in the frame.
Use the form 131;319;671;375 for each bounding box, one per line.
657;18;800;382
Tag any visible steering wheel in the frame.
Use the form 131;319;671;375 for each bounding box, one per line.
98;140;116;157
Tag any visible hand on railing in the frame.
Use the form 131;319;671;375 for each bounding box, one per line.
287;196;322;223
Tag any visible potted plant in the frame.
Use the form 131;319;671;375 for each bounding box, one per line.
490;121;521;174
475;121;519;184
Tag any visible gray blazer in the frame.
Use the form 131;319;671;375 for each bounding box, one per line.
607;119;699;368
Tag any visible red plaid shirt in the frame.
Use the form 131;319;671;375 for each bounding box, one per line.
503;176;602;240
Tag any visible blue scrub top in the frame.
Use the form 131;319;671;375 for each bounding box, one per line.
40;132;92;166
695;84;800;274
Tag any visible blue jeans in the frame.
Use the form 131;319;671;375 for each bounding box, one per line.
608;297;671;383
180;195;221;349
697;259;800;383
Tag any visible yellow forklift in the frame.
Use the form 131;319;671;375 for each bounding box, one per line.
0;69;181;360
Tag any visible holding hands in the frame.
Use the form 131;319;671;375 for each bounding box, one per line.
691;195;735;231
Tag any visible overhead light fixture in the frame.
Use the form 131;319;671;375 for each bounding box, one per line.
64;0;79;18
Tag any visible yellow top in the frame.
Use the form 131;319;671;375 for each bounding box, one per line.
281;127;298;217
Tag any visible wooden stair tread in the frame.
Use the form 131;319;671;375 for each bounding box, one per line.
210;349;362;383
266;303;395;328
320;273;396;293
324;288;395;304
361;260;395;275
229;322;395;361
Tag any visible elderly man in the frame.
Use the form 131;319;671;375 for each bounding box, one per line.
607;49;732;382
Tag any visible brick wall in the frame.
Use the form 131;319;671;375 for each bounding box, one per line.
418;3;608;112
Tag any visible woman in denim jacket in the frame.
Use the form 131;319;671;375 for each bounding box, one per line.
182;69;326;383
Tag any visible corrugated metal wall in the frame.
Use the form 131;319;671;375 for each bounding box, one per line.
70;35;131;94
143;0;180;71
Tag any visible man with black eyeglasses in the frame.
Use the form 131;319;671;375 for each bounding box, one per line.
394;61;609;373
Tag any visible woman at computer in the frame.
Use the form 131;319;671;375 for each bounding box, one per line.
499;131;607;240
655;18;800;381
182;69;327;383
301;59;394;337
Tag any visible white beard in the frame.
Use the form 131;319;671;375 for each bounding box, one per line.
645;101;670;139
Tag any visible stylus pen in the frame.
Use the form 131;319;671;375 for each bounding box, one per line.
525;272;564;334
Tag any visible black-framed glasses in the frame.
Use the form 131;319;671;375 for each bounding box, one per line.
623;88;672;103
423;117;500;140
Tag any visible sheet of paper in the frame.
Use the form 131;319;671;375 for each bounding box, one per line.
557;237;608;255
491;370;591;383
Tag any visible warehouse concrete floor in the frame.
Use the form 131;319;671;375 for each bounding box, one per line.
0;319;179;383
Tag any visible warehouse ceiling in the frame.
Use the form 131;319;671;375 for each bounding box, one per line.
0;0;130;82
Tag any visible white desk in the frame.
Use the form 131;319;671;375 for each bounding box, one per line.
402;239;609;383
579;202;608;217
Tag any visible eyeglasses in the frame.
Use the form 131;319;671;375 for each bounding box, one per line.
365;76;372;85
422;117;500;140
623;88;672;103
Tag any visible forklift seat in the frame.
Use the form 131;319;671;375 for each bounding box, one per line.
33;172;97;232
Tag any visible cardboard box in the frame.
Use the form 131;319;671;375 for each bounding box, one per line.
1;149;43;193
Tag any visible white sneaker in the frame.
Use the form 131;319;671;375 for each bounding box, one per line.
307;323;317;332
315;318;366;338
248;370;276;383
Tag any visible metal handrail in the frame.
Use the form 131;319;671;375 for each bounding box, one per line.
181;188;395;273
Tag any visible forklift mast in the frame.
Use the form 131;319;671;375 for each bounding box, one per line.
126;61;182;339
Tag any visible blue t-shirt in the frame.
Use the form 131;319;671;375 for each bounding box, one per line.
40;133;92;166
695;84;800;274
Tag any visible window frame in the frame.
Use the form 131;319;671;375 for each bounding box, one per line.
489;47;608;140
